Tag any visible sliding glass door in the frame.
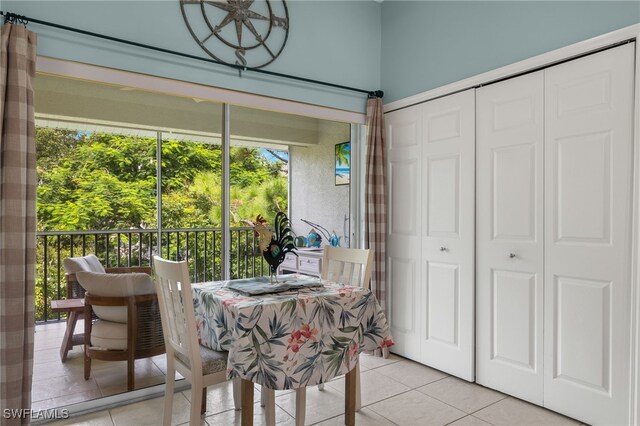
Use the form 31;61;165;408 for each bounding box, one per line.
32;71;353;411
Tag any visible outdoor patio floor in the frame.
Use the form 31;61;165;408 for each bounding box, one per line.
34;321;588;425
33;321;170;412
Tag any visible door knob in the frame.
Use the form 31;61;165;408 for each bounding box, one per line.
509;253;517;259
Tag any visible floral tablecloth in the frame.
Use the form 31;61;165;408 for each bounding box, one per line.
192;276;394;390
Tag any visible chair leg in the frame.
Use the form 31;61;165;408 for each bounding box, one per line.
263;388;275;426
84;302;91;380
295;387;306;426
201;388;207;415
190;379;203;426
83;350;91;380
163;356;176;426
233;378;241;411
127;355;135;391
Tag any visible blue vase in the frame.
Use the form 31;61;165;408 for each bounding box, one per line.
329;232;341;247
306;230;322;248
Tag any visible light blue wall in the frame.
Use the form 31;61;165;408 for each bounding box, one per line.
2;0;381;113
8;1;640;109
381;1;640;103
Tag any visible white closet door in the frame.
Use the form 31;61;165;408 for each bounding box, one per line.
386;106;422;360
476;71;545;404
420;89;475;380
543;43;634;425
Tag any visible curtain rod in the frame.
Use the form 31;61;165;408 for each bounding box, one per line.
1;11;384;99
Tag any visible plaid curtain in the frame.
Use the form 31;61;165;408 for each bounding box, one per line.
0;23;37;425
365;97;387;313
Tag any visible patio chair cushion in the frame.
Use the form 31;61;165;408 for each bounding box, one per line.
90;319;127;350
76;271;156;323
175;345;228;375
63;254;106;274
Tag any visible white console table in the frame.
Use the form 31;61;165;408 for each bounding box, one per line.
278;249;323;277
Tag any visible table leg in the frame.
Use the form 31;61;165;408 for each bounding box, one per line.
59;311;78;362
264;388;275;426
345;367;356;426
241;379;254;426
295;387;306;426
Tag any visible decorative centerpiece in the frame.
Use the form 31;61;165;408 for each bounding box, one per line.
300;218;335;248
252;213;297;283
306;229;322;248
329;231;341;247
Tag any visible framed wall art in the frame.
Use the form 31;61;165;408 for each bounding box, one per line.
335;141;350;186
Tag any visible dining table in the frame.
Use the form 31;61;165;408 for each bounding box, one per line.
191;274;394;426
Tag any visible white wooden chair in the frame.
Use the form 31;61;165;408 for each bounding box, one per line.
153;256;254;426
294;246;374;425
321;246;374;290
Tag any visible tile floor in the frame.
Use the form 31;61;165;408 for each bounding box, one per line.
36;322;586;426
33;322;170;412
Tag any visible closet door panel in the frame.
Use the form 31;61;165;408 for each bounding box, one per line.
555;133;610;243
420;89;475;380
426;262;459;346
544;43;634;426
386;107;422;361
492;143;537;240
491;270;537;369
476;71;544;404
427;155;459;237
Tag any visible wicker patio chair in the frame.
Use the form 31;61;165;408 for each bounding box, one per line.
66;255;165;391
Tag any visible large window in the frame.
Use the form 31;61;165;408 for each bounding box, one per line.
35;126;291;320
32;72;350;411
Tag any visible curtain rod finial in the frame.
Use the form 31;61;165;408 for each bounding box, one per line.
2;11;29;26
368;90;384;99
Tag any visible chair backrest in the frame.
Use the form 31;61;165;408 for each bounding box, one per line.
63;254;107;299
63;254;106;274
152;256;201;372
321;246;374;289
75;271;156;323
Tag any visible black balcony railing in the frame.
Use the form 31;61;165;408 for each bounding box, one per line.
36;227;268;322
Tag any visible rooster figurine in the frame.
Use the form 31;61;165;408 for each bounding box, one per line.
252;213;297;283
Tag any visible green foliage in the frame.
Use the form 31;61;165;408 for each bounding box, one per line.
36;128;82;173
36;130;289;231
35;128;288;321
37;131;158;231
161;139;221;192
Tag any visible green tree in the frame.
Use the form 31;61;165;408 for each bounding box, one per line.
36;133;289;231
35;129;289;320
36;128;84;174
37;132;157;231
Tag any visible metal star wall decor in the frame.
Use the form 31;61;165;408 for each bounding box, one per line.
180;0;289;69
